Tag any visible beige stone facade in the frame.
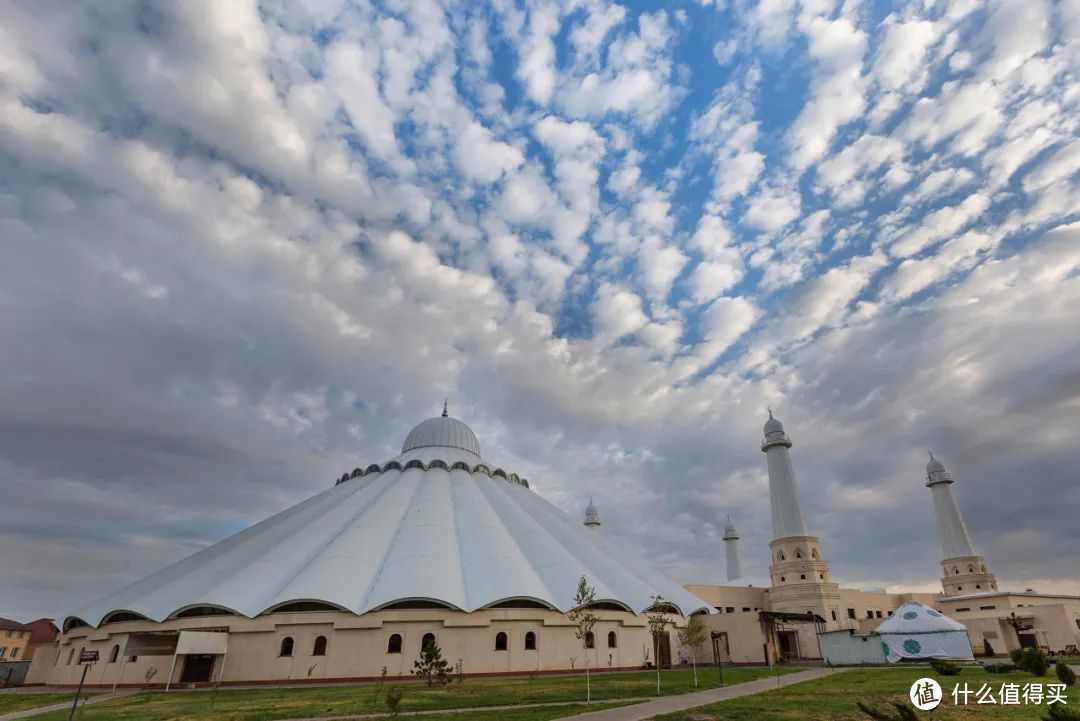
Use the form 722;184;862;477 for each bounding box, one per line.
27;608;695;687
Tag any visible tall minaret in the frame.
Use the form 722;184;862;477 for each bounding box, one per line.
723;516;742;581
583;497;601;531
761;411;841;626
926;453;997;596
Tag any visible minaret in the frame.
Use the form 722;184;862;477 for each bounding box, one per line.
583;497;601;531
723;516;742;581
925;453;997;596
761;411;841;627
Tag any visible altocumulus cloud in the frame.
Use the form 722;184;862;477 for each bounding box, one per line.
1;0;1079;618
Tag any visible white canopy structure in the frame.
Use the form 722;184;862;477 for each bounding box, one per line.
876;601;974;662
65;411;711;630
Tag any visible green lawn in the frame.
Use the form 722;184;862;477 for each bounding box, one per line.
0;692;83;713
652;665;1079;720
30;667;788;721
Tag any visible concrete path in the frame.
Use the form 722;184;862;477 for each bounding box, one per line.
0;690;140;721
557;667;839;721
290;668;836;721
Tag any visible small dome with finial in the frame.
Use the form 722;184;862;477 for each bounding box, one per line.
723;515;739;540
764;407;784;436
925;451;953;486
583;497;601;529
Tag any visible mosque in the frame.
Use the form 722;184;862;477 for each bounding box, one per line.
25;408;1080;686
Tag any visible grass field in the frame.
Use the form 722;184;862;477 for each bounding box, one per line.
0;692;83;714
652;665;1079;720
29;667;790;721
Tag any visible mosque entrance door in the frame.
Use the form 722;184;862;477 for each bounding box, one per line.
656;633;672;668
778;631;800;660
180;655;215;683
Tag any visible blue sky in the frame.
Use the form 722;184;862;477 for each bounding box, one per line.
1;0;1079;619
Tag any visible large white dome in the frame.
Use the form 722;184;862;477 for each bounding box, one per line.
402;414;481;456
67;415;710;628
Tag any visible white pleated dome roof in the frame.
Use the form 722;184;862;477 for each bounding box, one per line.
67;412;710;629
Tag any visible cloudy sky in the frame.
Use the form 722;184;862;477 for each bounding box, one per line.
2;0;1080;621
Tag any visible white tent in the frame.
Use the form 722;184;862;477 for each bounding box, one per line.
876;601;974;663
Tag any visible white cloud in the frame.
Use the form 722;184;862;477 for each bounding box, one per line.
743;186;802;232
517;3;561;105
872;18;939;93
453;122;524;183
890;192;992;258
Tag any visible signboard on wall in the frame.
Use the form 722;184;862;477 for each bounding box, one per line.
123;634;179;657
176;631;228;655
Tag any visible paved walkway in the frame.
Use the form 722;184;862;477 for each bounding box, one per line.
0;690;140;721
558;667;838;721
289;667;836;721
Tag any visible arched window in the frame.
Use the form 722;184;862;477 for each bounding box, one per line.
981;565;986;573
795;550;802;559
421;633;436;651
280;637;294;657
524;632;537;650
495;632;508;651
780;576;786;583
387;634;402;654
812;549;819;559
67;648;75;665
953;567;959;574
777;551;785;561
819;573;825;580
585;632;595;649
313;636;327;656
800;574;806;580
109;645;119;663
607;631;617;648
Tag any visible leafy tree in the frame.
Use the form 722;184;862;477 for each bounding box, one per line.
646;594;673;695
412;641;450;686
857;701;920;720
455;658;465;686
676;613;707;687
1056;660;1077;686
567;574;599;703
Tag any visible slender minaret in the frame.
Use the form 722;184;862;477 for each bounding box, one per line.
925;453;997;596
761;410;841;626
583;497;601;530
723;516;742;581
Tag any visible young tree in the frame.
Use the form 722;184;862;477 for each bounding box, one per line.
567;574;599;703
646;594;673;695
412;641;450;686
676;613;707;687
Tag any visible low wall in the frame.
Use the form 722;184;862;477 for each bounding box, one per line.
0;661;32;688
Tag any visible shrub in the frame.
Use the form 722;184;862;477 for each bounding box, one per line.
1027;648;1050;677
857;701;920;721
1057;661;1077;686
1013;647;1050;676
1042;705;1080;721
930;659;962;676
985;663;1016;674
412;642;450;686
983;638;995;657
385;686;404;719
